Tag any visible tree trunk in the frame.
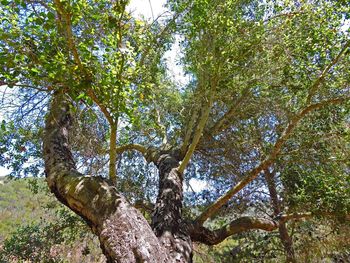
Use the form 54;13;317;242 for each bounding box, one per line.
265;170;296;263
43;93;171;262
152;153;193;262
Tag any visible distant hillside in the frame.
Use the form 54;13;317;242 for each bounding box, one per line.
0;177;52;242
0;177;105;263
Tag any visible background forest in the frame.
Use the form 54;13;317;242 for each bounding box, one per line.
0;0;350;262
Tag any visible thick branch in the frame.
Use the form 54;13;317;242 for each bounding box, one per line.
178;72;216;174
190;211;332;246
195;96;350;225
152;153;192;262
108;124;117;183
264;169;281;215
190;217;278;246
265;169;296;263
180;106;199;155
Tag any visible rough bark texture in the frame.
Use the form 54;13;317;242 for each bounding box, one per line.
265;170;296;263
152;153;193;262
43;93;170;263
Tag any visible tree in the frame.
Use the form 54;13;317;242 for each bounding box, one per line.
1;0;350;262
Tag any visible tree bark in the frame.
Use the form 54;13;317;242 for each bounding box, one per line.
265;170;296;263
152;152;193;262
43;93;170;262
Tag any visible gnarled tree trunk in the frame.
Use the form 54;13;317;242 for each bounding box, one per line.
43;93;174;262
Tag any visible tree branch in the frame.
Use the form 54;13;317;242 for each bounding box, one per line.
86;88;116;181
86;89;114;126
178;94;213;174
195;96;350;225
114;143;164;164
155;108;168;145
0;81;51;92
265;11;306;22
279;212;312;222
54;0;83;71
191;210;349;246
54;0;115;127
139;15;178;68
306;40;350;104
180;105;199;155
115;143;148;155
108;123;118;183
190;216;278;246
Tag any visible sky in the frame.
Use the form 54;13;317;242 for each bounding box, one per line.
128;0;167;20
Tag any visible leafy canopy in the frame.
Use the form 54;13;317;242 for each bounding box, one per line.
1;0;350;232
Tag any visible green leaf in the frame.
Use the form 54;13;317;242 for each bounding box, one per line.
1;120;6;131
47;12;55;20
